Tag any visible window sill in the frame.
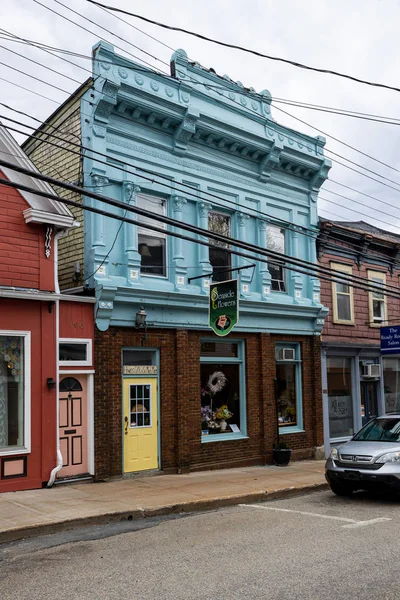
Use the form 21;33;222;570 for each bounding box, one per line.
201;432;248;443
332;320;355;326
0;447;30;457
279;427;305;435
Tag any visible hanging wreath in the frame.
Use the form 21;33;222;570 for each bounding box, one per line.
207;371;227;396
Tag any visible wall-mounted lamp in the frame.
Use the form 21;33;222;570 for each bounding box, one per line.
135;306;147;329
47;377;56;391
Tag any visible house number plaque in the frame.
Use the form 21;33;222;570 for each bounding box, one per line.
123;365;158;375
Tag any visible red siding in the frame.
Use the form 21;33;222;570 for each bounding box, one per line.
0;172;55;291
0;299;57;493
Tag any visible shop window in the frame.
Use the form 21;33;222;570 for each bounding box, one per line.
208;211;231;282
0;332;30;455
368;270;387;327
59;339;92;366
327;356;354;439
383;357;400;413
331;262;354;324
266;225;286;292
137;194;167;277
275;343;302;432
200;340;246;441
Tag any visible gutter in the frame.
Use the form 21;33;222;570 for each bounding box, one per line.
0;289;96;303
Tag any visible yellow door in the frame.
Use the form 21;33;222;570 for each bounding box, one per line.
123;377;158;473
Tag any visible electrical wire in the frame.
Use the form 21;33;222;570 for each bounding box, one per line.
1;154;400;299
3;112;400;266
86;0;400;95
4;24;400;127
3;20;400;195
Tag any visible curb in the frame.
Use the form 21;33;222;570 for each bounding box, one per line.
0;481;329;544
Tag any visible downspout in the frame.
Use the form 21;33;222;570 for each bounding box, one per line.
47;230;65;488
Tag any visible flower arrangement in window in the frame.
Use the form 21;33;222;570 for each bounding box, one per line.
201;371;233;433
214;405;233;421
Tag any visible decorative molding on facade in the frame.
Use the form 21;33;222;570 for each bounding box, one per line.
44;226;53;258
96;286;118;332
173;108;199;155
172;195;187;213
259;141;283;181
105;136;317;200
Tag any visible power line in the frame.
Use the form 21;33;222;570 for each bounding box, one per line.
32;0;169;75
86;0;400;95
3;116;398;273
4;27;400;127
1;155;400;299
2;116;320;241
4;21;400;195
4;108;400;264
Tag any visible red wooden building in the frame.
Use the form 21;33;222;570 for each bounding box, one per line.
0;126;95;492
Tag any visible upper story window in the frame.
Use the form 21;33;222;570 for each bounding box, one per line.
137;194;167;277
331;262;354;325
368;270;387;327
266;225;286;292
208;211;231;282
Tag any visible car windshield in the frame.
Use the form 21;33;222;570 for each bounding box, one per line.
353;418;400;442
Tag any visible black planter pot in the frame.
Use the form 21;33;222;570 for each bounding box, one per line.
273;448;292;467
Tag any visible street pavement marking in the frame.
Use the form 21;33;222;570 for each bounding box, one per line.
240;504;392;528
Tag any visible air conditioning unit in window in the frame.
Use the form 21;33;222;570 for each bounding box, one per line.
278;348;295;361
363;364;381;378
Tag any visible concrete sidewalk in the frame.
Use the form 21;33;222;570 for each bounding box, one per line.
0;461;327;543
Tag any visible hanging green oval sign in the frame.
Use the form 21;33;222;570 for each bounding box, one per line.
209;279;239;336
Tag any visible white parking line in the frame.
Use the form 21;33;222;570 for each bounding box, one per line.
240;504;392;528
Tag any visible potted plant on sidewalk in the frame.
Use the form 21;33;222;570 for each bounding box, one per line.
273;437;292;466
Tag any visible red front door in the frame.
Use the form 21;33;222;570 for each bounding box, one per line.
58;376;88;478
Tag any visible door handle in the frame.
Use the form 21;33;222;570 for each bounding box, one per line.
124;416;128;435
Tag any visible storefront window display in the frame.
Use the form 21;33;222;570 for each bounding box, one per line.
0;334;28;452
200;341;245;438
383;357;400;413
327;356;354;439
275;344;302;431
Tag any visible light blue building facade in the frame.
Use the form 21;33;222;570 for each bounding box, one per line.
79;42;331;476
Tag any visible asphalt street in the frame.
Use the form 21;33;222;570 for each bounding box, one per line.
1;489;400;600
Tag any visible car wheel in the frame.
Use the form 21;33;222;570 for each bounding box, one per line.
329;481;354;496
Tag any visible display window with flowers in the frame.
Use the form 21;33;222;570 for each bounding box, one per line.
275;343;303;433
200;340;246;440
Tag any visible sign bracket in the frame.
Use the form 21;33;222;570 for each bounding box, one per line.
188;263;256;283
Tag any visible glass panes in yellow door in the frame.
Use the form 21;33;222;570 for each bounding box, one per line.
130;384;151;427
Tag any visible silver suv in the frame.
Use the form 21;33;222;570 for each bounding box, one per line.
325;414;400;496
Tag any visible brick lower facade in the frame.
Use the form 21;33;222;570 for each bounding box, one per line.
94;327;323;479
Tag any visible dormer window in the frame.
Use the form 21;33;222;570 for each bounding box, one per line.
137;194;167;277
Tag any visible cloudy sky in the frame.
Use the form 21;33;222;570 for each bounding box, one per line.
1;0;400;233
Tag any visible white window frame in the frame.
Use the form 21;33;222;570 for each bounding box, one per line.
368;270;387;328
266;225;286;292
331;262;354;325
137;193;168;279
59;338;93;367
0;330;31;456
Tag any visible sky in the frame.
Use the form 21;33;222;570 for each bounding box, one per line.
1;0;400;233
